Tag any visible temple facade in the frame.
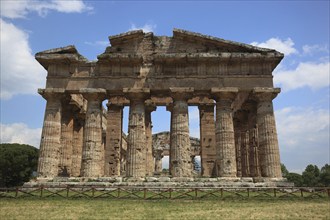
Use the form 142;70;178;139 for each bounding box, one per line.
35;29;283;179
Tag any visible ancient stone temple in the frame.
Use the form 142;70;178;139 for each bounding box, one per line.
35;28;283;180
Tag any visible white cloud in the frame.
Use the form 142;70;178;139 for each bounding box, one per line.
0;123;42;148
84;40;109;47
0;19;46;99
274;61;330;91
0;0;92;19
302;44;329;55
276;107;329;171
251;37;298;56
129;23;156;33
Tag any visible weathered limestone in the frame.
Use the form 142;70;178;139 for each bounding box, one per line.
71;117;84;177
169;88;193;177
105;102;123;176
212;87;238;177
35;29;285;181
80;89;106;177
253;88;282;178
154;149;163;173
124;88;150;177
58;102;74;176
37;89;65;178
145;101;156;176
199;104;216;177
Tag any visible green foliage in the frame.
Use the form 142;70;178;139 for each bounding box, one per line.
0;143;39;187
319;164;330;186
281;163;289;177
302;164;321;187
286;173;303;187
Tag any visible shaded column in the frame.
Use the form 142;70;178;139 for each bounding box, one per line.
169;88;193;177
80;89;106;177
124;88;150;178
249;125;261;177
233;117;242;177
253;88;282;178
58;102;74;177
145;100;156;176
212;87;238;177
199;103;216;177
105;102;123;177
37;88;64;178
71;117;84;177
241;129;250;177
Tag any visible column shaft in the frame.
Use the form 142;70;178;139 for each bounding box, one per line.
212;88;238;177
234;122;242;177
127;101;147;177
81;95;104;177
145;105;156;176
170;99;192;177
199;104;216;177
241;130;250;177
71;118;84;177
105;103;123;176
58;104;74;176
38;96;62;178
254;88;282;178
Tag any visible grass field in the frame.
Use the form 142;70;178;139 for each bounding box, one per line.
0;198;329;220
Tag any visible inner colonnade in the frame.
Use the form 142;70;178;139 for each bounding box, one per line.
36;29;284;180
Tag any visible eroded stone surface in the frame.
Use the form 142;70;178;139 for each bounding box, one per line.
35;29;284;181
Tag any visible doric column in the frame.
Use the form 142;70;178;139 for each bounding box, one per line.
199;103;216;177
241;130;250;177
80;89;106;177
249;125;261;177
124;88;150;178
154;149;163;174
71;117;84;177
169;87;193;177
233;117;242;177
58;101;74;177
145;100;156;176
37;88;65;178
211;87;238;177
105;101;123;177
253;87;282;178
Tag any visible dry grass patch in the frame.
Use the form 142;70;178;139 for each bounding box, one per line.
0;198;329;220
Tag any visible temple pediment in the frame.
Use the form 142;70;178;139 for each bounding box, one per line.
97;28;283;61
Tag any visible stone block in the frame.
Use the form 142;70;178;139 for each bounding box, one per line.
158;177;171;182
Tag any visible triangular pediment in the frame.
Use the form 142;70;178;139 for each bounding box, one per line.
171;29;278;54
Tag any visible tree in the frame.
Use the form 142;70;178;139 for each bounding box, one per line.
319;164;330;187
286;173;303;187
281;163;289;177
302;164;320;187
0;143;39;187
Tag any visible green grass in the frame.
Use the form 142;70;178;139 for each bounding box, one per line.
1;198;329;220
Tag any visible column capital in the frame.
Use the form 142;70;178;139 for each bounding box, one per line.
252;87;280;102
123;88;150;101
169;87;194;101
198;103;215;111
38;88;65;100
79;88;106;101
145;99;157;113
211;87;239;101
106;100;124;110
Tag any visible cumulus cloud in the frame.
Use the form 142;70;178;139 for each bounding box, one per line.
251;37;298;56
276;107;329;171
0;19;46;99
129;22;157;33
0;0;92;19
302;44;329;55
274;61;330;91
0;123;42;148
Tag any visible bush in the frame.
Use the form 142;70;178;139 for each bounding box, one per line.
0;143;39;187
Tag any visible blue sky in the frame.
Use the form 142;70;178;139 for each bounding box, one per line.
0;0;329;173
